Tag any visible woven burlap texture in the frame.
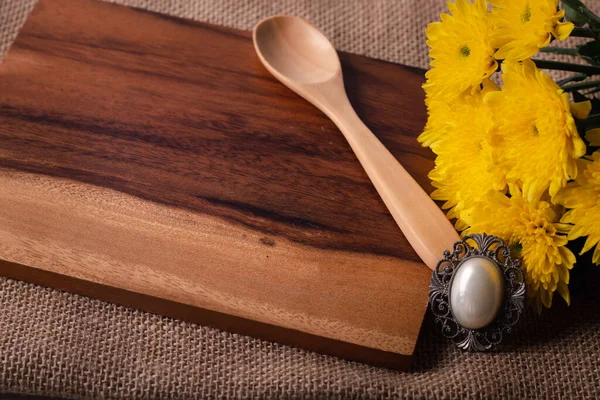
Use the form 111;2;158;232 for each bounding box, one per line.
2;0;600;398
2;0;595;68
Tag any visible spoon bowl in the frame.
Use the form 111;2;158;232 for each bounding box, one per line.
253;16;341;85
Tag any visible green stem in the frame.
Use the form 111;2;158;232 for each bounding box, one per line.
570;27;600;38
586;86;600;94
540;46;580;55
561;79;600;91
557;73;588;86
532;59;600;75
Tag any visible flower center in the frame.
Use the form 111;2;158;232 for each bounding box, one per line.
459;44;471;59
525;213;557;238
510;241;523;258
532;124;539;137
521;3;532;24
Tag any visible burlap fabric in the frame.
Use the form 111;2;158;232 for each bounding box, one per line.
2;1;600;398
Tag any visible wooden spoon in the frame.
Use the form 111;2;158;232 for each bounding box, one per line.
253;15;460;270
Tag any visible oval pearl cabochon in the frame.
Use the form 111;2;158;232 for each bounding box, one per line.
450;256;504;330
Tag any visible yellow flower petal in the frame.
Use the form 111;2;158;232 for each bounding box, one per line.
554;21;575;40
570;100;592;120
586;128;600;146
555;151;600;265
481;77;501;93
594;246;600;265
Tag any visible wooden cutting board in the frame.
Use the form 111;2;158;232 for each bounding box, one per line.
0;0;436;370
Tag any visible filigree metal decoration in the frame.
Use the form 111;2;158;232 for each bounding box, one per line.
429;233;526;351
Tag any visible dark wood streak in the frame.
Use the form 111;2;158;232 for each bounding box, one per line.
0;105;355;164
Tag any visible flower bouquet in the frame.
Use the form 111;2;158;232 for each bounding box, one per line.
420;0;600;312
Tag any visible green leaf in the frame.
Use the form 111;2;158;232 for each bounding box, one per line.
578;40;600;64
563;1;588;26
562;0;600;29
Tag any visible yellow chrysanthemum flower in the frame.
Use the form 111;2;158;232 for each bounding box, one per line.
461;185;575;313
490;0;574;60
420;92;506;230
555;151;600;265
423;0;497;101
485;59;587;203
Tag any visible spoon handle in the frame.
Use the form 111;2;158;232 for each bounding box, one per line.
328;99;460;270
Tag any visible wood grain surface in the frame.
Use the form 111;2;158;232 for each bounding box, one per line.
0;0;436;369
